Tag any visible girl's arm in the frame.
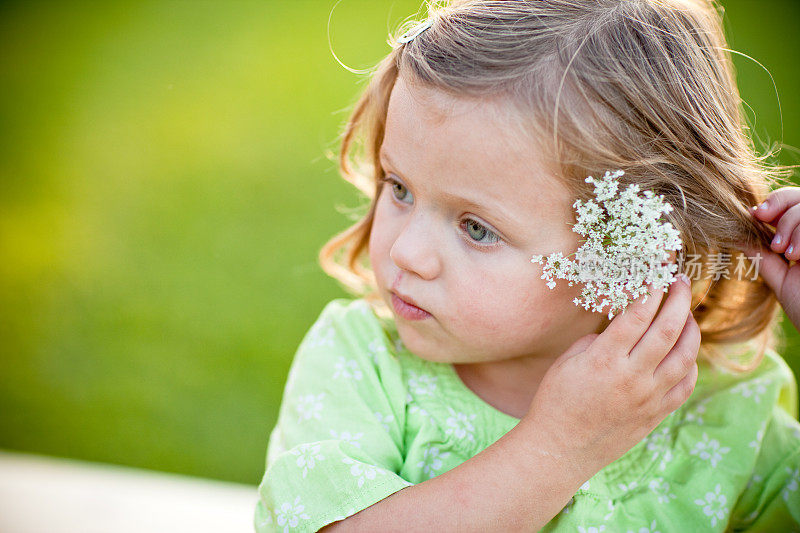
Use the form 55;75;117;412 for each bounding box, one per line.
322;275;701;532
320;417;594;533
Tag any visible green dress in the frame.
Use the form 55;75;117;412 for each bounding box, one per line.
254;298;800;532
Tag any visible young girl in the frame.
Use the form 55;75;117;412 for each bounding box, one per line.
255;0;800;530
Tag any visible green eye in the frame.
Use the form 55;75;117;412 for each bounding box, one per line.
463;219;500;244
382;176;413;204
381;175;502;247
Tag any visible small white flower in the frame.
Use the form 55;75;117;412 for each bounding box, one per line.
689;432;730;468
329;429;364;448
289;443;325;478
531;170;683;319
693;483;729;527
416;445;451;479
332;356;363;381
341;457;387;488
275;495;311;531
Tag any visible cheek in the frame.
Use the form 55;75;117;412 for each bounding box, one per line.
451;268;559;333
369;200;393;262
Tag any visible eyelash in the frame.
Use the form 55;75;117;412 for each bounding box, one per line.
378;174;502;248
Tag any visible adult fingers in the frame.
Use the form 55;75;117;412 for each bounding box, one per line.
751;186;800;226
628;274;693;374
736;242;789;299
768;204;800;256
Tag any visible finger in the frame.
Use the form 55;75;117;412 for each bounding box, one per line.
651;312;701;388
629;274;693;373
752;186;800;225
736;243;789;297
593;281;667;357
770;204;800;255
786;223;800;262
660;358;698;414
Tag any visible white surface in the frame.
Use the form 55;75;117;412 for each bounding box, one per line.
0;448;259;533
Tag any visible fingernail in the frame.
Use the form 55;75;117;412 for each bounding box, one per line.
677;273;691;285
772;234;782;246
788;245;794;255
760;200;769;210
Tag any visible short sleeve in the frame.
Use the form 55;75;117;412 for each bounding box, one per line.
254;299;413;533
729;360;800;532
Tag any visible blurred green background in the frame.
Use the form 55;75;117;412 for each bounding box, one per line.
1;1;798;485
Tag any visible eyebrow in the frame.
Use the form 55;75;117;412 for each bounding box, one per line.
378;148;523;235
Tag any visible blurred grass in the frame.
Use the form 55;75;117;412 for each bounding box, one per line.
0;0;798;485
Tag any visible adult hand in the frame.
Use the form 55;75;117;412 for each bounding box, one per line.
739;186;800;332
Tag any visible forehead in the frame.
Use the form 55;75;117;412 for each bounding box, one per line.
382;75;573;234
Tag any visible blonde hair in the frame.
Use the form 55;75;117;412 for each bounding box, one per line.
319;0;798;373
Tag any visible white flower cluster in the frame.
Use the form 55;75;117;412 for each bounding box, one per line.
530;170;683;320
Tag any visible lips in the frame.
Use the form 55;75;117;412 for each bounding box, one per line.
391;292;431;320
393;291;426;312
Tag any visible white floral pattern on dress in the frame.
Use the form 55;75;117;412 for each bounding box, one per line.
444;406;477;443
289;443;325;478
295;393;325;423
744;473;763;492
416;445;451;479
782;465;800;502
329;429;364;449
394;337;405;353
408;402;430;418
730;376;772;404
366;339;388;366
333;356;363;381
689;432;731;467
578;526;606;532
275;495;312;532
341;457;387;488
693;483;729;527
683;395;712;426
374;411;395;433
625;520;661;533
644;426;674;471
648;477;677;505
408;370;438;396
602;499;615;521
749;420;768;450
303;316;336;350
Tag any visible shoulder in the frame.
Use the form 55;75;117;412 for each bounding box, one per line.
678;343;799;447
749;348;800;475
299;298;395;358
674;343;800;493
686;343;797;420
288;297;406;395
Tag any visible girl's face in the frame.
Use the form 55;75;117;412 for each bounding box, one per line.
369;74;607;366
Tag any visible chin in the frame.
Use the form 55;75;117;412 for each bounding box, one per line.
395;328;452;363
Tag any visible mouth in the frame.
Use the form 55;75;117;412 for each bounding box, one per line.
391;292;432;320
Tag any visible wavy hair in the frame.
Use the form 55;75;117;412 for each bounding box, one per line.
319;0;797;372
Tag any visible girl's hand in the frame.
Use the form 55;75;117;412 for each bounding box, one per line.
739;186;800;332
520;275;699;478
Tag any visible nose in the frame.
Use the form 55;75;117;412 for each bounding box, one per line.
389;212;442;280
